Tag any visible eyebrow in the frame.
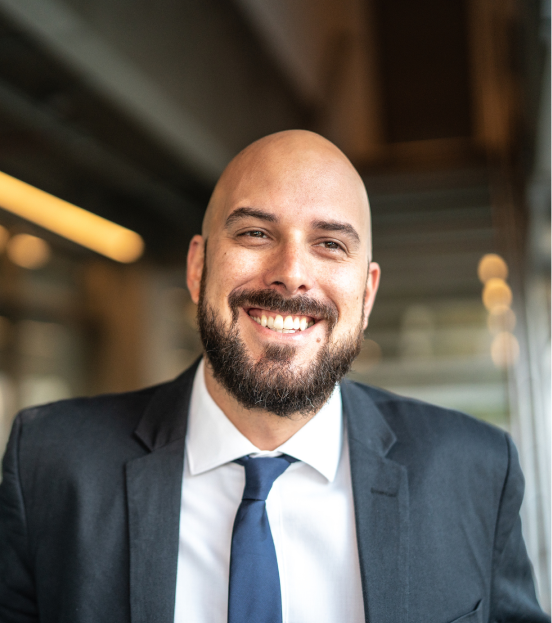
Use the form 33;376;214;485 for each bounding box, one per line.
311;219;361;244
225;207;278;228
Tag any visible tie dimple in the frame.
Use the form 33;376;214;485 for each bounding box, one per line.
238;455;293;501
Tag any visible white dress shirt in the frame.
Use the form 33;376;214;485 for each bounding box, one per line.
174;359;365;623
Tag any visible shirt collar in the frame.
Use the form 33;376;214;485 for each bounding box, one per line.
185;359;343;483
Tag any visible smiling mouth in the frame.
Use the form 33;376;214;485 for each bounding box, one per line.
246;307;317;334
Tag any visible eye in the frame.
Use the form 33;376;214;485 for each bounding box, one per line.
246;230;266;238
318;240;345;252
236;229;270;242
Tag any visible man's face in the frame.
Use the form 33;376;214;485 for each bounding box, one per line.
187;134;380;415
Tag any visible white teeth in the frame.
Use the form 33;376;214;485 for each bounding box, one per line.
251;311;315;332
283;316;294;330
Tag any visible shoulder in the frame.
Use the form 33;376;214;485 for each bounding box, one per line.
8;360;200;475
342;379;510;470
15;383;160;441
7;381;171;480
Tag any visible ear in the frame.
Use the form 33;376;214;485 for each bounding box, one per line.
362;262;381;330
186;235;205;304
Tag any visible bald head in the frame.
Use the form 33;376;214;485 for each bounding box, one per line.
202;130;372;258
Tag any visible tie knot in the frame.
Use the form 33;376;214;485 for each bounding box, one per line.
235;455;296;501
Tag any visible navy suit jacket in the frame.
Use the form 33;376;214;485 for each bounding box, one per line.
0;359;548;622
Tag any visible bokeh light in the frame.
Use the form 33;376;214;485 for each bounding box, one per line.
487;306;516;333
482;278;513;311
7;234;51;269
0;171;144;263
490;331;520;368
477;253;508;283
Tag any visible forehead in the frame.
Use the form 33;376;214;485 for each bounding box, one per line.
214;147;370;235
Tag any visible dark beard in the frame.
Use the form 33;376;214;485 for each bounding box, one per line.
197;269;365;418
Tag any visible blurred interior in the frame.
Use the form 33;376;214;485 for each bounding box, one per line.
0;0;549;610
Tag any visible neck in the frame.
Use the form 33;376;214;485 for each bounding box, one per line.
203;359;315;451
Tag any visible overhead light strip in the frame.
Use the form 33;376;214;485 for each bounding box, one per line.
0;171;144;263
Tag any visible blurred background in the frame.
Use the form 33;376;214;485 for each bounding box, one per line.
0;0;548;610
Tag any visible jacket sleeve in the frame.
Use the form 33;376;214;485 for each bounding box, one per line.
490;433;550;622
0;413;39;622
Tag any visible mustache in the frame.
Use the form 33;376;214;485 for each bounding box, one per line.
228;288;338;329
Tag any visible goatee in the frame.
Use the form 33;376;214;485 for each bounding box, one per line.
197;280;364;418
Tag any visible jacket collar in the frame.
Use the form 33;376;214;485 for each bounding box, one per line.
341;378;397;457
134;357;201;451
134;361;384;458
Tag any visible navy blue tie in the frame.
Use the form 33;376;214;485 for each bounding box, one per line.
228;455;297;623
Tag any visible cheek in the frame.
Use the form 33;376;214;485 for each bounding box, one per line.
325;270;365;310
206;247;259;301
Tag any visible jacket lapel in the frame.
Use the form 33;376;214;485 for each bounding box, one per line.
342;381;409;623
126;360;199;623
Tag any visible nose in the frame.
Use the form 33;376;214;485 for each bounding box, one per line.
263;241;314;296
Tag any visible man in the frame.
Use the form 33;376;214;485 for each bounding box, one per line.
0;130;548;623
